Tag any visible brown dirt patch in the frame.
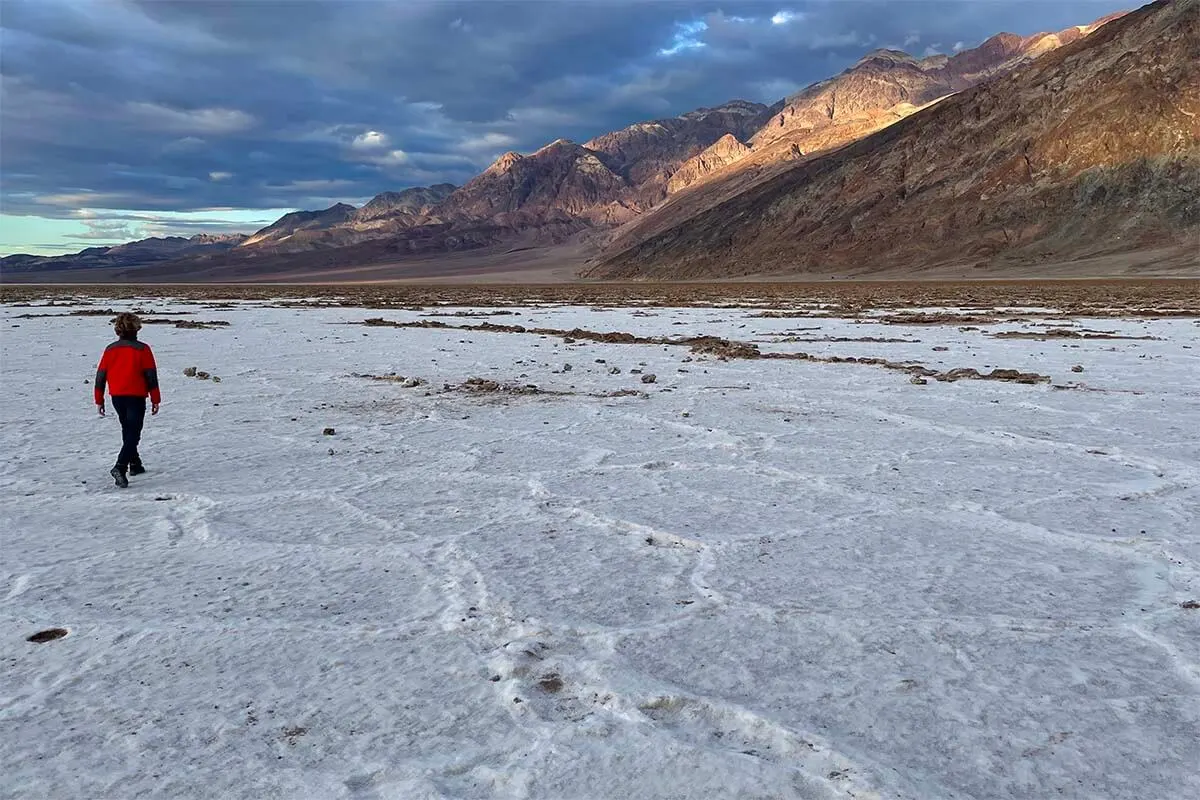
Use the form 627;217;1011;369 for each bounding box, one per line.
537;674;565;694
990;328;1160;340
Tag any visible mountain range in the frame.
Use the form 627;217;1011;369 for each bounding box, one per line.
4;0;1196;281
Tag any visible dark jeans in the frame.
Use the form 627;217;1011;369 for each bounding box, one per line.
111;396;146;470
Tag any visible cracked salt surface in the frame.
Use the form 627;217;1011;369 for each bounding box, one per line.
2;301;1198;799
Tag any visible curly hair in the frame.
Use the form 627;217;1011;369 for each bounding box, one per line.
113;312;143;339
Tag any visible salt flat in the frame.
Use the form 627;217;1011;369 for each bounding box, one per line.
1;299;1198;800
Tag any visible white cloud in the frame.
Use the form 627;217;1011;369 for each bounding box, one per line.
125;103;256;134
35;191;126;208
351;130;391;150
953;41;966;52
162;136;207;153
771;11;800;26
357;150;409;168
659;20;708;56
77;220;141;240
274;179;357;191
903;33;920;47
455;132;518;154
209;171;233;181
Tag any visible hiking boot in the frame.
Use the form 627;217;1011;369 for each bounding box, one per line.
129;463;146;476
111;466;129;489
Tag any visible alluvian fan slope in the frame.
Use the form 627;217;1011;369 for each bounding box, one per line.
590;0;1199;279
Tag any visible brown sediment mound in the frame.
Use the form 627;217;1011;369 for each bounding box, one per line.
682;336;763;360
593;388;648;398
926;367;1051;384
142;319;230;328
14;309;228;328
353;373;427;387
990;328;1160;340
875;313;1001;325
444;378;565;396
682;336;1051;383
422;310;519;318
770;335;918;343
440;378;649;399
751;309;837;319
358;317;654;344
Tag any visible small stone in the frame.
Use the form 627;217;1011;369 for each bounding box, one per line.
910;376;928;385
641;374;657;384
183;366;197;377
562;363;572;372
608;367;621;375
630;368;643;374
323;427;336;436
932;346;949;352
1071;365;1084;373
211;376;221;383
328;448;335;455
196;371;210;380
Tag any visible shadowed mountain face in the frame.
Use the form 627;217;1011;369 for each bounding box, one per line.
583;101;773;206
589;0;1200;279
353;184;457;223
239;203;359;247
440;140;630;224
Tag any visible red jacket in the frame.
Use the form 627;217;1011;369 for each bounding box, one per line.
95;338;161;405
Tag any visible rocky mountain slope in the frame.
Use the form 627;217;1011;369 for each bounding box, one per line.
584;101;772;206
5;6;1166;281
218;10;1128;270
239;202;358;247
668;134;753;194
439;140;630;225
589;0;1199;279
353;184;456;223
639;13;1128;212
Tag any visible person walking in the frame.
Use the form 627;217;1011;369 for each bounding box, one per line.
94;312;161;488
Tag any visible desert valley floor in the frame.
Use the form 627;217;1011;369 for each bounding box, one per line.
1;287;1198;799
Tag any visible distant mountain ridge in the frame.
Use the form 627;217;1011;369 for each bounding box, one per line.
4;6;1174;281
0;233;247;273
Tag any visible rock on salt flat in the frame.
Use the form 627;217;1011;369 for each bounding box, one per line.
1;300;1198;799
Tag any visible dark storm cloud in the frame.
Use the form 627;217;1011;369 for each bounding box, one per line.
1;0;1130;221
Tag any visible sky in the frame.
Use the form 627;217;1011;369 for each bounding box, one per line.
0;0;1130;256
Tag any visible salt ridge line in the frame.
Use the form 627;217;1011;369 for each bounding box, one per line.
354;317;1056;385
